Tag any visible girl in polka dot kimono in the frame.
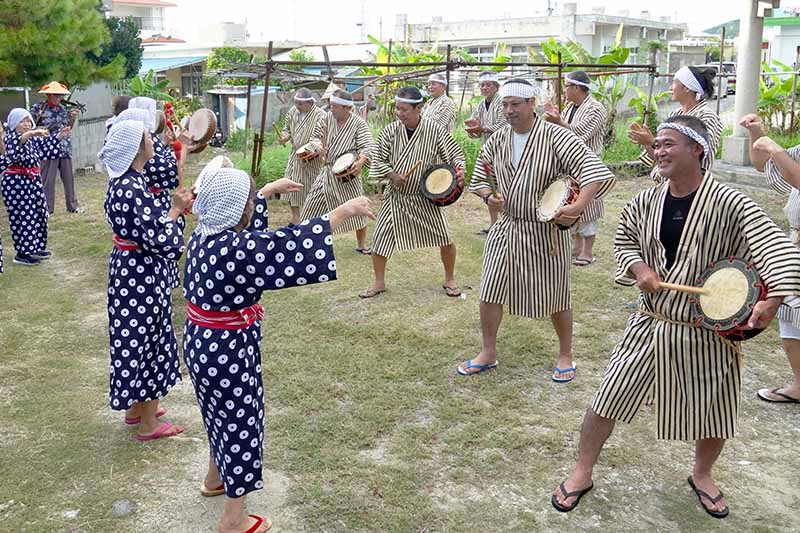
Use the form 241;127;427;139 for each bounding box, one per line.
183;167;374;533
2;108;70;266
99;119;194;441
115;106;188;289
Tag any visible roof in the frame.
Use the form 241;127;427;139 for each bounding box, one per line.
139;56;207;75
142;35;186;44
113;0;177;6
765;16;800;27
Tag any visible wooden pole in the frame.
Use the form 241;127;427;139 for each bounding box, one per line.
642;54;656;127
458;72;469;117
717;27;726;116
791;51;799;134
243;78;253;159
255;41;274;177
384;39;393;120
251;133;259;176
445;45;452;97
556;52;563;110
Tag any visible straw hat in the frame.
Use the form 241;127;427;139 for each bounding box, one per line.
38;81;70;95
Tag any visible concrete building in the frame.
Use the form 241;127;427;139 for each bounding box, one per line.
105;0;177;39
396;3;687;62
704;6;797;65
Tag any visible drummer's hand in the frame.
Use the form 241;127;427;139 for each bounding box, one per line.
278;135;289;146
746;296;782;330
387;171;407;186
349;157;366;175
163;127;176;144
178;129;194;145
486;192;504;211
455;166;465;187
170;187;194;216
628;122;654;147
262;178;302;196
630;262;662;293
553;203;582;227
752;136;783;157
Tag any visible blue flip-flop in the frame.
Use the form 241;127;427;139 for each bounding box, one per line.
552;363;577;383
457;359;499;376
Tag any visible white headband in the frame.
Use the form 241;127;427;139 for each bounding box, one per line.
478;72;499;83
427;74;447;86
499;80;539;99
396;95;424;104
565;76;591;88
294;95;315;102
656;122;710;163
675;66;705;101
329;95;354;107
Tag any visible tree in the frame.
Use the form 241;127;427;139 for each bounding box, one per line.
127;70;172;101
0;0;124;87
284;48;316;72
207;46;250;85
89;16;143;80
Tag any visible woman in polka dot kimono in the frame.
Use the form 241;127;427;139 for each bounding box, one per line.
115;105;186;290
99;119;193;441
0;121;7;272
183;166;374;533
1;108;70;266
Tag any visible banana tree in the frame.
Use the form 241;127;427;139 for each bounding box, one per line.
759;59;796;135
628;86;671;133
127;69;172;101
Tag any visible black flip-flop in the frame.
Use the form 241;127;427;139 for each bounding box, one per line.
757;387;800;404
551;481;593;513
687;476;729;519
355;247;372;256
443;285;462;297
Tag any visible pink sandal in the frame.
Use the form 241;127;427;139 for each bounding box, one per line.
135;421;184;441
124;407;167;425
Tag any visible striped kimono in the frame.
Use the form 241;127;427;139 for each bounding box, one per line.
765;144;800;327
561;95;607;223
280;105;327;208
640;101;723;183
469;119;615;317
592;174;800;440
370;117;465;257
470;95;506;143
422;94;457;133
300;111;374;234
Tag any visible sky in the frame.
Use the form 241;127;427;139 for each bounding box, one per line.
167;0;742;45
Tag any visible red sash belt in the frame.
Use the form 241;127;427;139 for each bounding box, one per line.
4;165;40;180
187;300;264;330
148;186;165;194
113;234;140;251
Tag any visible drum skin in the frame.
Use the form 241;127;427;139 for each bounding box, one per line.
420;164;462;207
332;152;359;183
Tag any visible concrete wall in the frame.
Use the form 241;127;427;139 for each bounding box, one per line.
766;26;800;66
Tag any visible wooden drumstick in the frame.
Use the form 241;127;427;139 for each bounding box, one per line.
405;159;423;178
658;281;709;296
321;121;329;164
482;161;499;198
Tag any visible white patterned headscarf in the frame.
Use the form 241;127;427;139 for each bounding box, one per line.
115;108;152;129
193;168;252;238
128;97;157;130
8;108;35;130
194;155;234;192
98;119;145;179
674;66;705;101
499;79;540;99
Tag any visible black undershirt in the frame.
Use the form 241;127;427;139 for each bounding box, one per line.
566;103;578;124
659;189;697;270
405;126;415;140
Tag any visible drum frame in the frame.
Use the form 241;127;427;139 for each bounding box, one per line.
537;178;578;229
420;164;463;207
331;151;360;182
690;257;766;341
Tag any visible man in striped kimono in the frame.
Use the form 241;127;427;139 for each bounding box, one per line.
301;90;374;254
279;88;327;224
543;71;607;266
629;66;722;184
740;113;800;404
468;71;507;234
422;73;457;133
458;79;615;382
552;115;800;519
360;86;466;299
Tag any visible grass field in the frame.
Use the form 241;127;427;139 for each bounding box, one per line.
1;152;799;532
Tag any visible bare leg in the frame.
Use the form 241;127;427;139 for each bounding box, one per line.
361;253;388;297
691;438;728;513
137;399;180;437
356;227;368;250
553;409;615;507
551;309;574;379
440;244;457;289
290;206;301;225
458;301;503;373
218;495;270;533
571;234;582;258
758;338;800;400
205;455;223;488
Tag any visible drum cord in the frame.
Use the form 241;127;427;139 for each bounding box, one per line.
636;307;743;368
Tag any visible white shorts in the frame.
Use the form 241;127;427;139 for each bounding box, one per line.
574;220;598;238
779;318;800;340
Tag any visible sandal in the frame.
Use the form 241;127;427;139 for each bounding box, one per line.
551;481;594;513
244;514;273;533
124;407;167;425
355;247;372;255
552;363;577;383
359;287;385;299
687;476;729;519
135;421;184;442
443;284;462;297
756;387;800;403
457;359;499;376
200;482;225;497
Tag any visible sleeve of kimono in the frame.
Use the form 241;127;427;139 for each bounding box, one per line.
0;154;8;174
146;135;179;190
281;109;292;139
613;196;647;286
130;188;186;260
468;136;496;195
485;104;507;134
735;192;800;299
569;106;604;146
469;105;480;122
703;110;723;158
247;191;270;232
3;132;22;163
436;125;466;169
553;127;615;200
765;145;800;196
246;215;338;290
354;119;374;162
368;125;395;179
306;114;326;152
441;100;457;133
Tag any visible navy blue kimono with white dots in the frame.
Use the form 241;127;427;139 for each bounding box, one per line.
104;168;186;411
181;197;337;498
